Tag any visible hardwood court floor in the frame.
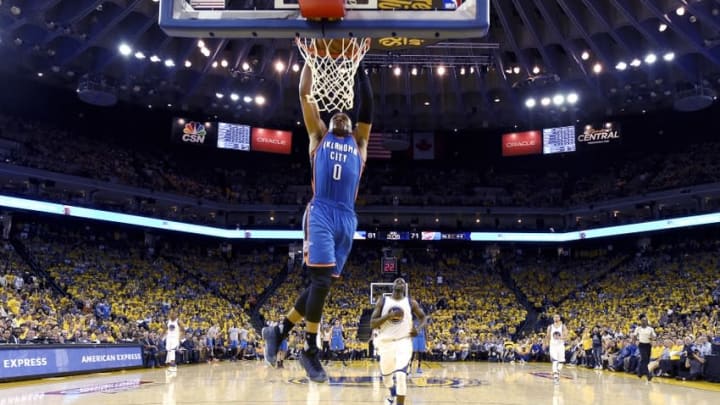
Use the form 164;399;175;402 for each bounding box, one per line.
2;360;719;404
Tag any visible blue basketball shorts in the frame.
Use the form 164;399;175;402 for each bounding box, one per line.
303;200;358;277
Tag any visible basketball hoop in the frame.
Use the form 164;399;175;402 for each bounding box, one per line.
296;37;371;113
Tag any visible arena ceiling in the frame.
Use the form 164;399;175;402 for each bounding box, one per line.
2;0;720;132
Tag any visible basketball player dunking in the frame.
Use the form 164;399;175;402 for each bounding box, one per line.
371;278;427;405
545;314;568;385
262;60;373;383
165;310;184;372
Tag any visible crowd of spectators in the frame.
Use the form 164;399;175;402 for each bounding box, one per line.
1;213;718;383
2;114;720;222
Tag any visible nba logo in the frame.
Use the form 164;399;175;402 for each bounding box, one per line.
443;0;458;9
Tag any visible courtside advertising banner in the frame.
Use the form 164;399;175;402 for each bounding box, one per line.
251;128;292;154
576;122;622;150
0;345;143;380
501;130;542;157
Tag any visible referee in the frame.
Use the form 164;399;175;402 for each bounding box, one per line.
634;315;657;381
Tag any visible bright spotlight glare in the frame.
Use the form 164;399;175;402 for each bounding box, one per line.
411;67;418;76
676;6;685;16
630;58;642;67
291;63;300;72
567;93;579;104
118;43;132;56
215;92;224;99
255;95;266;105
220;59;228;68
274;61;285;72
615;61;627;71
540;97;551;106
243;96;252;103
230;93;239;101
241;62;250;71
581;51;590;60
393;66;401;76
663;52;675;61
658;23;668;32
134;51;145;60
592;63;602;74
437;66;446;76
525;98;536;108
644;53;657;64
184;60;192;68
552;94;565;105
197;40;205;48
164;59;175;67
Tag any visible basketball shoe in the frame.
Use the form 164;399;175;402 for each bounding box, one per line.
299;347;328;382
261;325;281;367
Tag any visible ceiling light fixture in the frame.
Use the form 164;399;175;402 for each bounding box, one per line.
255;95;266;106
149;55;161;63
134;51;145;60
658;23;668;32
644;53;657;64
118;43;132;56
663;52;675;61
230;93;239;101
676;6;685;16
592;63;602;74
393;66;401;76
630;58;642;67
540;97;551;106
437;66;446;76
525;98;536;108
552;94;565;105
184;60;192;68
291;63;300;72
274;61;285;72
581;51;590;60
567;93;579;104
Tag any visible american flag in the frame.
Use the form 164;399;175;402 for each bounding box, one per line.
189;0;226;9
367;133;391;159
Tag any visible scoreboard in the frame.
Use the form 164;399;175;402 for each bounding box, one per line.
364;231;471;241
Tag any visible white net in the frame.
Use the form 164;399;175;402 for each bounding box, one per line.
296;37;371;112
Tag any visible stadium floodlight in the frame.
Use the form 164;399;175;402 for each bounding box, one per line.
118;43;132;56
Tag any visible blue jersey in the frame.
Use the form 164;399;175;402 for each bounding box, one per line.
311;132;363;211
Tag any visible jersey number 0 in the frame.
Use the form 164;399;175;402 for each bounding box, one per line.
332;164;342;180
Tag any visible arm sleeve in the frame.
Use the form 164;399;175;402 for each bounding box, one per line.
355;65;373;124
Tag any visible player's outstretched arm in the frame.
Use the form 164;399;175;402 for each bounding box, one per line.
299;63;327;150
353;64;373;161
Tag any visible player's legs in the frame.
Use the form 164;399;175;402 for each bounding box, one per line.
379;340;413;405
550;345;565;383
166;338;178;371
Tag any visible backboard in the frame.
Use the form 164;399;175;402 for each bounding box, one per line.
369;282;407;306
159;0;489;39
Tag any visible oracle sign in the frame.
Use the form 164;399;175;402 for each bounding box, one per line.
501;130;542;156
251;128;292;154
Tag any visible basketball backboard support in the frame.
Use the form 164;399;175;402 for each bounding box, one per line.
159;0;489;39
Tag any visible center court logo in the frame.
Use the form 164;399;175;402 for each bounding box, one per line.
182;122;207;144
288;375;485;388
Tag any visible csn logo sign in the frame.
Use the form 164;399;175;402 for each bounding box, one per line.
181;121;208;144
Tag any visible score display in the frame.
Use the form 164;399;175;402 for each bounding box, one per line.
217;122;251;151
364;231;471;241
542;125;576;154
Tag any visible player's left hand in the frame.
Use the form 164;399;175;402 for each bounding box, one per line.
410;327;418;337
